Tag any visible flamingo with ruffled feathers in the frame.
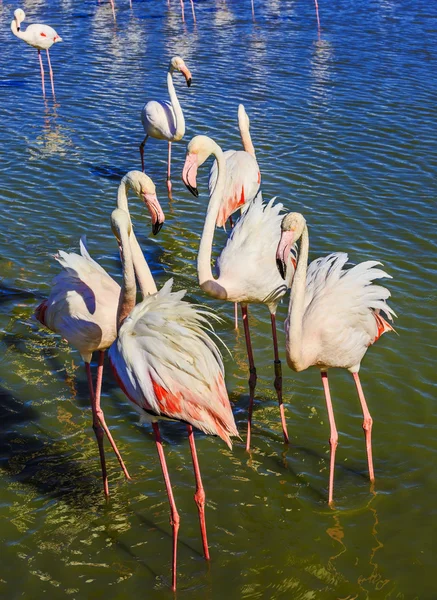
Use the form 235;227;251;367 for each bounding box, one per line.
108;208;238;591
276;212;396;504
140;56;192;198
183;135;296;451
35;171;165;497
11;8;62;99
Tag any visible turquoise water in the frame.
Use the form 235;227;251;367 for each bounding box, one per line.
0;0;436;597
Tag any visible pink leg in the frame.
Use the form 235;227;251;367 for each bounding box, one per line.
85;361;109;497
139;135;148;172
110;0;116;20
251;0;255;20
45;49;55;98
180;0;185;22
186;425;209;560
234;302;238;330
94;351;131;481
314;0;321;35
167;141;172;198
321;371;338;505
352;372;375;482
37;50;45;98
152;423;180;591
190;0;196;21
270;313;289;444
241;305;257;452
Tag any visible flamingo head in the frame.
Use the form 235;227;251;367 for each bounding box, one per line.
170;56;192;87
182;135;219;197
13;9;25;30
122;170;165;235
276;212;306;279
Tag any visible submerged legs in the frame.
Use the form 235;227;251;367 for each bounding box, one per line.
270;312;289;444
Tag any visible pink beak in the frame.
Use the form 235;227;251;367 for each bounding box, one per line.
180;65;192;87
182;153;199;197
276;230;295;279
143;192;165;235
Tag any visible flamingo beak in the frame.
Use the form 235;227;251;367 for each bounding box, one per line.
143;192;165;235
180;66;192;87
276;231;295;279
54;35;63;42
182;153;199;197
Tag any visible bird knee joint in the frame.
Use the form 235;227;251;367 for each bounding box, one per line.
194;489;206;508
363;417;373;431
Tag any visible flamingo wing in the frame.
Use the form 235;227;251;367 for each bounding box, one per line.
209;150;261;228
109;279;239;448
141;100;176;140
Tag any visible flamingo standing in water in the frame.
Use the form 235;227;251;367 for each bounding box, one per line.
183;135;296;451
35;171;165;497
11;8;62;99
140;56;192;198
276;212;396;504
108;208;238;591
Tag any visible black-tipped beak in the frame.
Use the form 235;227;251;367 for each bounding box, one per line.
276;258;286;280
186;77;192;87
152;221;164;236
184;181;198;197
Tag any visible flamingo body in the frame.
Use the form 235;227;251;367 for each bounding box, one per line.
141;100;182;141
13;22;61;50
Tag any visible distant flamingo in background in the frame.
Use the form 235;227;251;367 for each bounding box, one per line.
180;0;196;22
35;171;165;497
11;8;62;99
276;212;396;504
108;208;238;591
183;135;296;451
186;104;261;328
140;56;192;198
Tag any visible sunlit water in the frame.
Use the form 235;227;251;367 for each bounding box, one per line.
0;0;436;597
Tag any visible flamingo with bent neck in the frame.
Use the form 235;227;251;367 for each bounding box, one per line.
11;8;62;99
108;208;238;591
35;171;165;497
182;135;296;451
276;212;396;504
140;56;192;198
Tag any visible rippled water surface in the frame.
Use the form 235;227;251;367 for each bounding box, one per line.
1;0;436;597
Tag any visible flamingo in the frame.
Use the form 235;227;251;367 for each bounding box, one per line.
180;0;196;23
276;212;396;504
35;171;165;497
182;135;296;451
140;56;192;198
108;208;238;591
11;9;62;99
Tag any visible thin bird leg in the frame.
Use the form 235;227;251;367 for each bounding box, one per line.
180;0;185;22
85;361;109;498
152;423;180;592
94;351;131;481
167;141;172;198
234;302;238;330
190;0;196;22
270;313;289;444
37;50;45;98
110;0;116;20
352;372;375;482
45;49;55;98
251;0;255;21
139;134;148;172
241;304;257;452
314;0;321;35
186;425;210;560
321;371;338;505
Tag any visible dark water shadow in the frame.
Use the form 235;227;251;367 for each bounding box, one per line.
87;163;127;180
0;282;43;303
135;512;202;559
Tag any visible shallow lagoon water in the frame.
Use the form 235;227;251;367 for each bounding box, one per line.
0;0;436;597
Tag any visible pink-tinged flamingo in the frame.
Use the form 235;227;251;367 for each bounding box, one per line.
183;135;296;451
11;9;62;99
180;0;196;23
140;56;192;198
276;212;396;504
35;171;165;497
108;208;238;591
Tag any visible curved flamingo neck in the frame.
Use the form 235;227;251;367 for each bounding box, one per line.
198;145;228;299
286;225;309;371
11;20;27;41
238;113;255;158
167;70;185;140
117;179;157;297
117;227;137;330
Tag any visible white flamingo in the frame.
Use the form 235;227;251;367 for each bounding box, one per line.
108;208;238;591
276;212;396;504
182;135;296;451
35;171;165;497
140;56;192;197
11;8;62;98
